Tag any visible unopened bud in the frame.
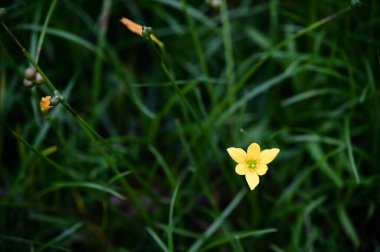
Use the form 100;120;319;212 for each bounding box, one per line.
24;67;36;81
23;79;35;88
35;73;44;84
210;0;221;8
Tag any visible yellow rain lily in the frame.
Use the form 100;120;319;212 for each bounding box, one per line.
227;143;279;190
40;96;53;112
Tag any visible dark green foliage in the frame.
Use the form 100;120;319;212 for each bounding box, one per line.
1;0;379;251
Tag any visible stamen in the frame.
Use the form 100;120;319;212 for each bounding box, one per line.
247;160;257;169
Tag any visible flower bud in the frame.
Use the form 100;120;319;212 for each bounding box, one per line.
23;78;35;88
210;0;221;8
24;67;36;81
35;73;44;84
120;17;142;36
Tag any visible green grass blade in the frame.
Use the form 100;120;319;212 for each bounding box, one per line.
35;0;58;61
214;68;302;126
202;228;277;251
281;88;342;107
39;182;126;200
151;0;215;28
168;183;180;252
306;142;343;188
156;224;201;239
146;227;169;252
180;0;212;102
108;171;133;185
0;235;69;251
149;145;176;189
21;25;99;55
337;205;360;248
189;189;246;252
91;0;111;114
277;146;345;204
344;117;360;183
220;0;235;87
37;222;83;252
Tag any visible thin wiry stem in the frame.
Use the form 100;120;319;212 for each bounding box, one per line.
1;22;25;51
35;0;58;63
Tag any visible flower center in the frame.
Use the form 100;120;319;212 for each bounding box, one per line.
247;160;257;170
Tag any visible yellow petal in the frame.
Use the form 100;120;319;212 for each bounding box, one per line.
260;148;280;164
256;164;268;175
247;143;260;161
245;172;260;190
235;163;249;175
226;147;247;164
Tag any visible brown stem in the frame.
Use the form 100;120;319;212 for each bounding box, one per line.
1;22;25;52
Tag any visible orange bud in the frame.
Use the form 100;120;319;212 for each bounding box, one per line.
120;17;142;36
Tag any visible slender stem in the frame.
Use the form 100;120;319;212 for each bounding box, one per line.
221;0;235;87
180;0;214;104
91;0;111;116
35;0;58;63
1;22;24;51
161;63;202;130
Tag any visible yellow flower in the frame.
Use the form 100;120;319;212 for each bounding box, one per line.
227;143;280;190
40;96;53;112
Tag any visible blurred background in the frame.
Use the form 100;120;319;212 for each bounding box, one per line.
1;0;379;251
